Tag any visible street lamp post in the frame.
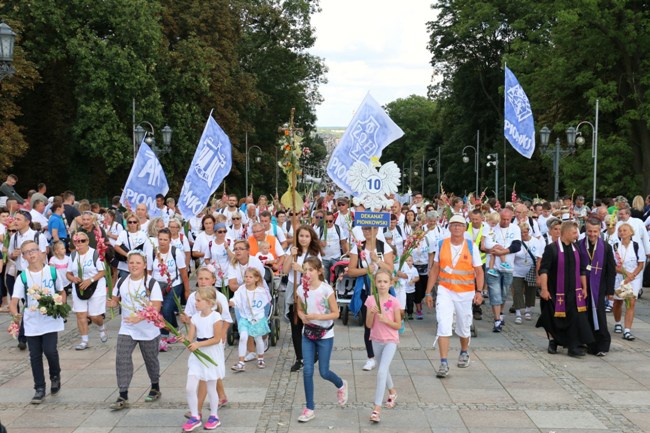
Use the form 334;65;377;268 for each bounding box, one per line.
245;131;262;196
132;99;172;159
567;99;599;203
426;157;440;196
539;126;576;201
487;153;499;202
461;130;480;195
0;22;16;82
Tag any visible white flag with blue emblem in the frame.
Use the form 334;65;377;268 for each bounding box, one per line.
504;66;535;159
120;140;170;214
326;93;404;194
178;113;232;219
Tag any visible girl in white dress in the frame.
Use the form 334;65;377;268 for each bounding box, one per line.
183;286;225;431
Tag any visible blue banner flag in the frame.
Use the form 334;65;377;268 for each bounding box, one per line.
178;114;232;219
504;66;535;159
120;140;170;214
326;93;404;193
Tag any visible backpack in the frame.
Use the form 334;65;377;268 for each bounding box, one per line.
71;249;100;269
21;265;59;307
383;225;402;238
115;275;158;298
357;239;385;268
12;230;40;250
437;238;475;260
614;241;640;262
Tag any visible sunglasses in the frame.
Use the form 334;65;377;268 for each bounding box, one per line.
127;221;138;224
337;203;346;206
314;216;323;219
74;239;88;244
326;220;334;223
232;217;241;220
216;230;227;234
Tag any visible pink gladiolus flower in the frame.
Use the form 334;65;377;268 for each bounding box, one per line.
7;322;19;339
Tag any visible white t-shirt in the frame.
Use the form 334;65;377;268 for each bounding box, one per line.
296;281;335;339
513;237;543;278
193;232;217;258
219;207;244;224
232;285;271;322
314;225;348;260
185;289;233;324
114;276;163;340
171;234;191;253
115;230;148;272
228;256;268;290
399;263;419;294
67;247;106;296
12;265;65;336
255;251;275;266
8;229;48;271
147;247;186;287
49;255;71;287
103;222;124;246
488;223;522;267
30;209;49;229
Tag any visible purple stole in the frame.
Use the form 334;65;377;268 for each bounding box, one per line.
579;238;605;302
555;240;587;318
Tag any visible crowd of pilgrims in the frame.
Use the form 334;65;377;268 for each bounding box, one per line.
1;178;649;429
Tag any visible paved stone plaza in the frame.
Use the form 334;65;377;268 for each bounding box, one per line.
1;294;650;433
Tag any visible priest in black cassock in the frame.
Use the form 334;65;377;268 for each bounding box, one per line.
578;217;616;356
536;221;594;357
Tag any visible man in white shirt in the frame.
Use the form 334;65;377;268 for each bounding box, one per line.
259;211;287;250
334;198;354;238
384;214;405;257
29;199;49;232
315;212;349;282
220;194;245;224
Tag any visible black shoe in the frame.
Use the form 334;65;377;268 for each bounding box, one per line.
509;306;516;313
473;312;483;321
568;348;586;358
51;377;61;395
31;388;45;404
290;360;303;372
18;341;26;351
548;340;558;354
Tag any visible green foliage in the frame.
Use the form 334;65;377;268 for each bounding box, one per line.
4;0;325;199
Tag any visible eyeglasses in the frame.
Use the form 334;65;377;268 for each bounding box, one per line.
337;203;346;207
216;230;227;234
74;239;88;244
253;229;265;233
127;221;138;224
314;216;323;219
22;248;40;255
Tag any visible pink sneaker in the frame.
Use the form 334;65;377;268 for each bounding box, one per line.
159;339;168;352
203;415;221;430
166;335;179;344
182;416;202;432
337;379;348;406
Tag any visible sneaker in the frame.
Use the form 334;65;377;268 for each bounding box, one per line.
158;339;168;352
362;358;376;371
297;408;315;423
457;352;470;368
31;388;45;404
203;415;221;430
290;360;303;372
100;331;108;343
436;362;449;378
614;324;623;334
75;341;89;350
514;316;523;324
166;335;179;344
337;379;348;406
257;359;266;369
499;262;513;273
244;352;257;362
51;376;61;395
398;320;405;334
407;314;414;321
416;311;423;320
231;361;245;372
605;304;612;313
182;416;202;432
492;321;502;333
18;341;27;351
487;268;499;277
524;312;532;321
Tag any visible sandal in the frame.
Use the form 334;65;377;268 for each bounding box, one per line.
144;389;161;402
623;331;636;341
370;410;381;423
218;398;228;408
385;393;397;408
109;397;129;411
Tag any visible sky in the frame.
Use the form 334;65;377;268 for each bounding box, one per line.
311;1;436;127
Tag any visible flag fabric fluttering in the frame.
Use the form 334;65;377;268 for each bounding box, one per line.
504;66;535;159
120;139;170;214
326;93;404;194
178;113;232;219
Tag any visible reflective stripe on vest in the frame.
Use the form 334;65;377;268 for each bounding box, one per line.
438;238;475;292
467;224;487;264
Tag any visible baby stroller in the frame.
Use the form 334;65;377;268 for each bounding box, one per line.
330;258;358;326
227;266;281;347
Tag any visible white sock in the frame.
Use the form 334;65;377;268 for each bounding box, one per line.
515;310;522;317
624;328;631;333
525;307;530;313
500;314;504;321
81;335;89;343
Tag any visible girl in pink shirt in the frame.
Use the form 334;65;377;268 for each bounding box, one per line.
365;269;402;423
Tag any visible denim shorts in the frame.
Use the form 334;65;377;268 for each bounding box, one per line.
487;271;513;305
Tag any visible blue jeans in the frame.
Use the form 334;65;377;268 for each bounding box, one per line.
302;336;343;410
487;271;513;306
161;284;183;337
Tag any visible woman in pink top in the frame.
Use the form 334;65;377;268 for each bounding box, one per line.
365;269;402;423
